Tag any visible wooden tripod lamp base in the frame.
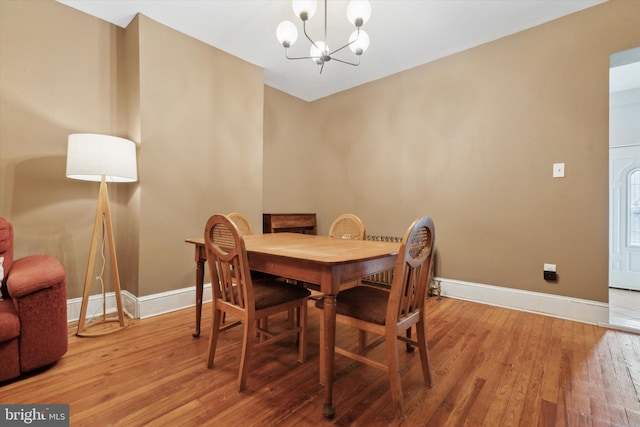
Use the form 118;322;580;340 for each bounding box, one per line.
66;133;138;338
76;178;128;337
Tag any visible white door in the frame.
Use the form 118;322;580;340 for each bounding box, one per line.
610;144;640;290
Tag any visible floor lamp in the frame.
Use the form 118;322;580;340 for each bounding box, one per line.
66;134;138;337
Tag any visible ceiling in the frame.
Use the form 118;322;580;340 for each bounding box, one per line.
57;0;610;102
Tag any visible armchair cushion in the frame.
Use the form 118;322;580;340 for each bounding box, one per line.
7;255;66;298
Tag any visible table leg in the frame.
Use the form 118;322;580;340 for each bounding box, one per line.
322;293;337;420
192;258;205;337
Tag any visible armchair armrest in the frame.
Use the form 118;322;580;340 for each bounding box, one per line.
7;255;66;299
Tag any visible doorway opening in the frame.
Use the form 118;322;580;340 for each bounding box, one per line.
609;47;640;331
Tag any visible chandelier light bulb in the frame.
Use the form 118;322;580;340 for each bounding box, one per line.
349;30;369;55
347;0;371;27
276;20;298;47
292;0;317;21
310;41;329;64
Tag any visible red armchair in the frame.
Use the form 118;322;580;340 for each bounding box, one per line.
0;217;68;382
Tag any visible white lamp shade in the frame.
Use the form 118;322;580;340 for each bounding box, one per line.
347;0;371;26
349;29;370;55
66;134;138;183
276;20;298;46
292;0;317;20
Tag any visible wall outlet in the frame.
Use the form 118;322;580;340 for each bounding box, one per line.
544;263;557;281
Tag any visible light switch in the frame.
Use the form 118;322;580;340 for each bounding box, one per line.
553;163;565;178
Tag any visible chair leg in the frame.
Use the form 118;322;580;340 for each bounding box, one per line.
319;306;324;384
298;301;308;363
359;330;367;352
416;319;432;387
386;328;406;419
405;326;415;353
207;308;223;368
288;308;295;329
295;305;301;345
258;318;267;341
238;319;254;392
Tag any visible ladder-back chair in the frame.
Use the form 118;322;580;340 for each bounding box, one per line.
316;215;435;418
204;214;311;391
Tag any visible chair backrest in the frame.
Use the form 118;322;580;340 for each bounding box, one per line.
329;214;366;240
204;214;253;311
387;216;435;324
227;212;254;236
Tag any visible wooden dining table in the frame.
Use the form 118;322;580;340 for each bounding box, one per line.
185;232;400;419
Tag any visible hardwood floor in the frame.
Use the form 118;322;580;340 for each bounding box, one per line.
610;288;640;331
2;297;640;426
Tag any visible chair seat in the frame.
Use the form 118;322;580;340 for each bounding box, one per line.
315;285;389;325
253;279;311;311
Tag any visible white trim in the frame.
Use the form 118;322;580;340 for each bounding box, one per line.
67;279;608;326
437;277;609;325
66;286;212;322
67;292;123;322
137;285;212;319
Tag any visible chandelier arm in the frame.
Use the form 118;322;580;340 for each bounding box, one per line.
285;52;319;60
329;26;360;56
329;56;361;67
328;41;354;56
302;20;319;50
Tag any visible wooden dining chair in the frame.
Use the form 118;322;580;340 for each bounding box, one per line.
227;212;254;236
228;211;295;329
316;216;436;418
328;213;366;240
204;214;311;391
321;213;366;293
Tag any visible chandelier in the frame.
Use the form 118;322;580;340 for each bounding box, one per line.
276;0;372;73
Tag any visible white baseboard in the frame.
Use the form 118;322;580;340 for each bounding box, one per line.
436;277;609;325
67;286;212;322
67;292;126;323
136;285;212;319
67;279;608;326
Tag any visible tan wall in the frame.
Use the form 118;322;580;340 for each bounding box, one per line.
0;0;130;299
0;1;264;299
2;0;638;304
133;14;264;296
263;87;316;212
263;0;640;302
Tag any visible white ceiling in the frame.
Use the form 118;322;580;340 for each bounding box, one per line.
57;0;608;101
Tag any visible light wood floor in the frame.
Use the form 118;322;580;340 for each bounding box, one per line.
610;288;640;331
2;297;640;426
